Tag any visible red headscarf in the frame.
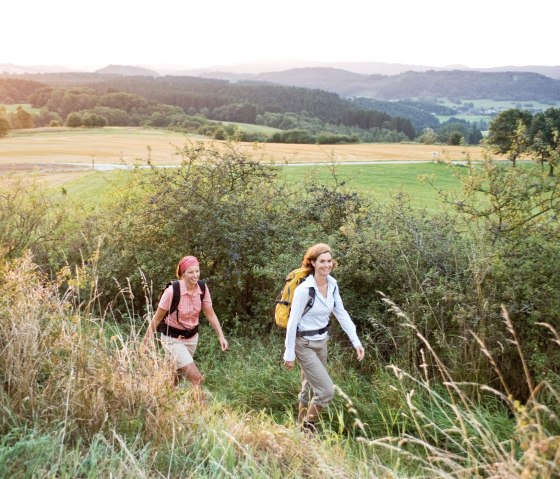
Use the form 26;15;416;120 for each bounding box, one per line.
178;255;199;276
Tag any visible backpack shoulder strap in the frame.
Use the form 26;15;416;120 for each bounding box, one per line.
303;287;315;316
169;280;181;317
198;280;206;301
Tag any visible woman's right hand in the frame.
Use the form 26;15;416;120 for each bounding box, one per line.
141;308;167;354
284;360;295;370
355;346;365;361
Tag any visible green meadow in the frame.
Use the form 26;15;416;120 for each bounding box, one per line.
1;102;41;114
220;121;282;135
278;162;461;210
62;162;462;212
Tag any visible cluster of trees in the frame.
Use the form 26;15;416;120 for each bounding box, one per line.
0;77;44;103
28;86;191;128
350;97;442;132
0;84;252;140
416;118;483;145
487;107;560;173
0;105;35;135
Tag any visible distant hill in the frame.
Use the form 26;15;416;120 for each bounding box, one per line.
94;65;159;76
165;60;440;77
165;60;560;80
4;60;559;80
201;68;560;101
475;65;560;79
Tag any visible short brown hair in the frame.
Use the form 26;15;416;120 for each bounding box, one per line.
301;243;338;273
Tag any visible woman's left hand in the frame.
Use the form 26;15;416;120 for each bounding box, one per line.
219;336;229;352
355;346;365;361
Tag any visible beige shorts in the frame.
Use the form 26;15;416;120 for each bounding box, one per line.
160;334;199;369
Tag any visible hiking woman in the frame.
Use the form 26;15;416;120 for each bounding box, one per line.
283;243;365;431
143;255;228;393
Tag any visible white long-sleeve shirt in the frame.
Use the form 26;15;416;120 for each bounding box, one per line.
283;274;362;362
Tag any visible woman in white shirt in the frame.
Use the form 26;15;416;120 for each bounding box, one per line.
283;243;365;432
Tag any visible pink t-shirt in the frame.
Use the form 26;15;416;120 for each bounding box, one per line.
158;280;212;330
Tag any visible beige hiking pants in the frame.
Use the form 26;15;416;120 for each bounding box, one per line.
295;336;335;407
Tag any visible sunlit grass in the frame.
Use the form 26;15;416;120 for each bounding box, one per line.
1;252;558;478
54;161;463;212
278;162;464;211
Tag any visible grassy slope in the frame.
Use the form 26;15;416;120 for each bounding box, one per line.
58;162;462;212
279;162;461;211
220;121;282;135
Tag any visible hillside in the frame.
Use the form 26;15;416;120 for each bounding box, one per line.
0;73;419;137
10;66;559;140
201;68;560;101
1;139;559;478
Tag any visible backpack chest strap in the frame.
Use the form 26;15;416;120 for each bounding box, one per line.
296;321;331;337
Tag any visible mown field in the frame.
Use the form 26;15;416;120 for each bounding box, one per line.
0;126;485;169
0;127;483;204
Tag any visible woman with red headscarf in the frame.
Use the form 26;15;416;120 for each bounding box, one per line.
143;255;228;393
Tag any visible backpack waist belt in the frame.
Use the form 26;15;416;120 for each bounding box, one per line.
157;322;199;339
296;321;331;337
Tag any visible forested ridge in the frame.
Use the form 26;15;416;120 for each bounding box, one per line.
10;67;559;144
0;72;421;141
221;67;560;100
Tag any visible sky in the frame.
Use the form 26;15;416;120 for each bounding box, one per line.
3;0;558;71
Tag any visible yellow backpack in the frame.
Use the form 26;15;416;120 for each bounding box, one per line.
274;267;315;328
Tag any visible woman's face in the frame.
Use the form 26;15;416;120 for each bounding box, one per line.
312;252;333;277
183;265;200;286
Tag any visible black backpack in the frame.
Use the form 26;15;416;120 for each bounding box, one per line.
156;280;206;338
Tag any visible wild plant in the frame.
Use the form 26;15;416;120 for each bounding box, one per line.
351;295;560;478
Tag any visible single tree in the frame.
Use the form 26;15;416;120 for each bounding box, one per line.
0;117;10;137
65;112;82;127
10;106;34;129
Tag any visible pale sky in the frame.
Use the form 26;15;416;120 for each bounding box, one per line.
3;0;558;70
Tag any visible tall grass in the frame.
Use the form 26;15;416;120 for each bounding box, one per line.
1;253;558;477
365;296;560;478
0;254;385;477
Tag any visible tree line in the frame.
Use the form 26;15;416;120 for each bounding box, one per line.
0;73;494;144
0;75;417;143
